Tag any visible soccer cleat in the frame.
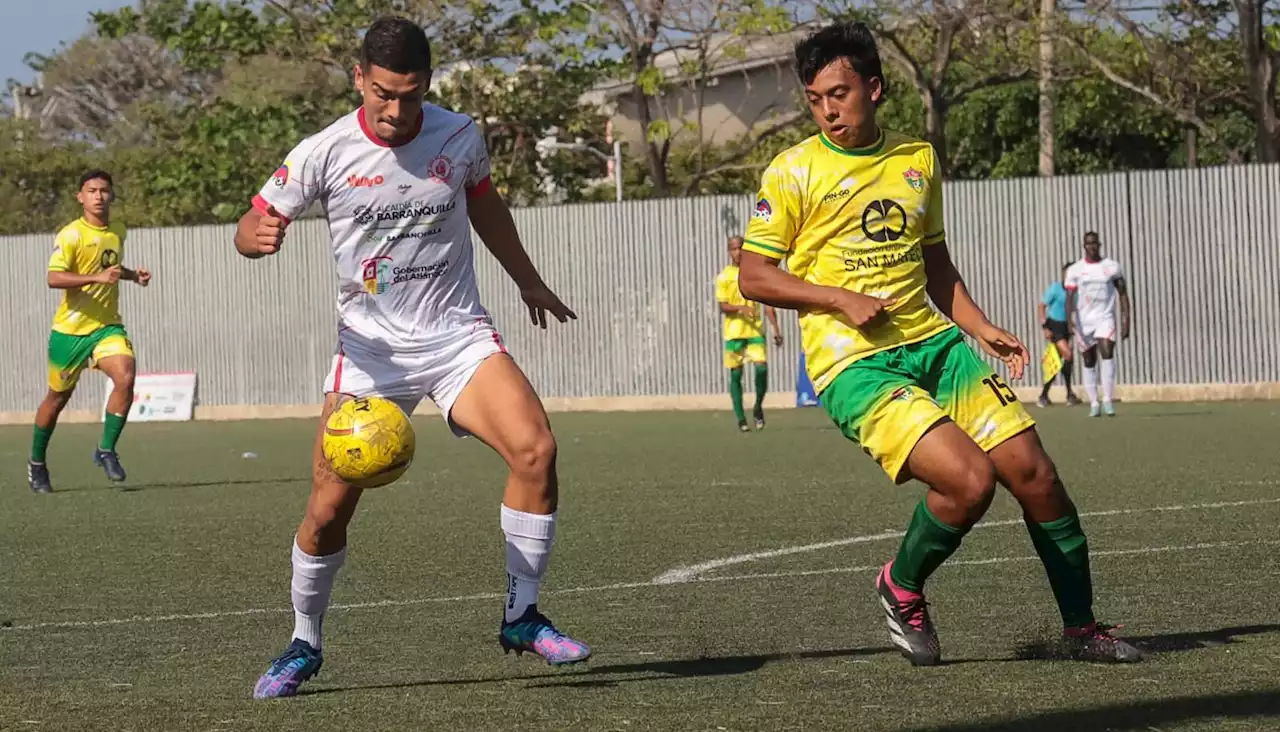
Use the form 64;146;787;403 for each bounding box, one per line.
92;449;127;482
1036;395;1051;408
737;420;750;433
1089;403;1102;418
753;408;766;431
1101;400;1116;417
253;638;324;698
499;606;591;666
27;461;52;494
876;562;942;666
1063;622;1144;663
1065;393;1083;407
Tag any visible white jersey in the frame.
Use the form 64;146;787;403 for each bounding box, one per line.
1064;257;1124;325
254;104;493;355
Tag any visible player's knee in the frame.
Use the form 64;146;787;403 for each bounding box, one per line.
952;456;997;518
509;428;558;483
112;370;136;392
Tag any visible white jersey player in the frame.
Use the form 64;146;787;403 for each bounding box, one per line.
233;17;591;700
1064;232;1130;417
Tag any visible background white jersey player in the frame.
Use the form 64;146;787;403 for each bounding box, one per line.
1064;231;1131;417
233;17;591;699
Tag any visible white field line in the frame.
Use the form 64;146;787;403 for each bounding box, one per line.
5;496;1274;634
650;497;1280;585
3;537;1275;634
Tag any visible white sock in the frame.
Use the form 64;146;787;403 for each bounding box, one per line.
1100;358;1116;403
501;505;556;623
290;540;346;649
1083;366;1099;405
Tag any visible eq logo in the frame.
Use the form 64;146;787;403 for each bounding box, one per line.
347;174;385;188
860;199;907;243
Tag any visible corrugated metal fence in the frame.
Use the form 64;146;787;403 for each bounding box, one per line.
2;165;1277;414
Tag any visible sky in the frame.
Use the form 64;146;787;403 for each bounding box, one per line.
1;0;130;87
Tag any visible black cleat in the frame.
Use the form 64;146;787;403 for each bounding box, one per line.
753;408;765;431
1065;392;1083;407
876;562;942;666
93;449;127;482
27;461;52;494
1063;622;1144;663
737;420;750;433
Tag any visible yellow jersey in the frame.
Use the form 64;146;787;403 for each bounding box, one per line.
743;129;952;393
47;218;127;336
714;264;764;341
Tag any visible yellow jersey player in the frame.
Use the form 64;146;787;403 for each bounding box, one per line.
28;170;152;493
738;23;1141;666
715;236;782;431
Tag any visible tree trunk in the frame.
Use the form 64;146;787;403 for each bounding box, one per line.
925;93;950;177
630;85;669;195
1236;0;1279;163
1038;0;1056;176
1185;125;1198;168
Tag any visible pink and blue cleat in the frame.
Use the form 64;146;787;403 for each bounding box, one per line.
253;638;323;699
499;606;591;666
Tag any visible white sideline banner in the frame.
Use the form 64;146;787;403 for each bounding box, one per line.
103;372;197;422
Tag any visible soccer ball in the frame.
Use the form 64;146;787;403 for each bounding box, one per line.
322;396;416;489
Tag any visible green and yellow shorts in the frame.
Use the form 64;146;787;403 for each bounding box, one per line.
47;324;134;392
819;327;1035;482
724;337;767;369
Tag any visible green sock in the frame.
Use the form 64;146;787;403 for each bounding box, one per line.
729;367;745;423
101;412;128;452
31;424;55;463
753;364;768;413
1025;510;1095;627
890;500;968;592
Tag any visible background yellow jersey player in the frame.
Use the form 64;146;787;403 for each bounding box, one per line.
739;22;1141;666
28;170;152;494
715;236;782;432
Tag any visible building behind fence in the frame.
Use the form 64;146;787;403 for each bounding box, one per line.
2;165;1277;416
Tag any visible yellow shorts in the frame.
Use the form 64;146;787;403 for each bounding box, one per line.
47;325;135;392
724;337;767;369
819;327;1036;482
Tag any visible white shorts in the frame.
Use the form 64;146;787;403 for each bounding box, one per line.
323;323;507;436
1075;318;1116;350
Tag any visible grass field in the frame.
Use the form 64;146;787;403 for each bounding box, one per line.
3;402;1280;732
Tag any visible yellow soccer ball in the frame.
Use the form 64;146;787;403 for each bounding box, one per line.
322;396;416;489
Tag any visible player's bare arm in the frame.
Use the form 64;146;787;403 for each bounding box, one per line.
738;251;894;330
47;268;121;288
467;185;576;328
922;242;1028;379
234;206;287;259
765;305;783;345
1116;277;1131;340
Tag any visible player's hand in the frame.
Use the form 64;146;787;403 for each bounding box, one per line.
97;265;123;285
773;332;783;346
1121;321;1131;341
135;268;152;287
1041;327;1053;341
521;283;577;329
832;290;895;330
975;323;1030;380
253;206;288;255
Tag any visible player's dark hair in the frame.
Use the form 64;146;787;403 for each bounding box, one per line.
361;16;432;74
1084;231;1100;241
794;21;887;100
78;169;112;190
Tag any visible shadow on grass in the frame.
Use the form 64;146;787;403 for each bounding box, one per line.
910;689;1280;732
1011;623;1280;661
300;645;897;696
54;477;309;493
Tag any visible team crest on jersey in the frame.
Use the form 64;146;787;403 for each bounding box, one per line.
361;256;393;295
271;164;290;188
891;386;913;401
753;197;772;223
903;167;924;192
429;155;454;183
